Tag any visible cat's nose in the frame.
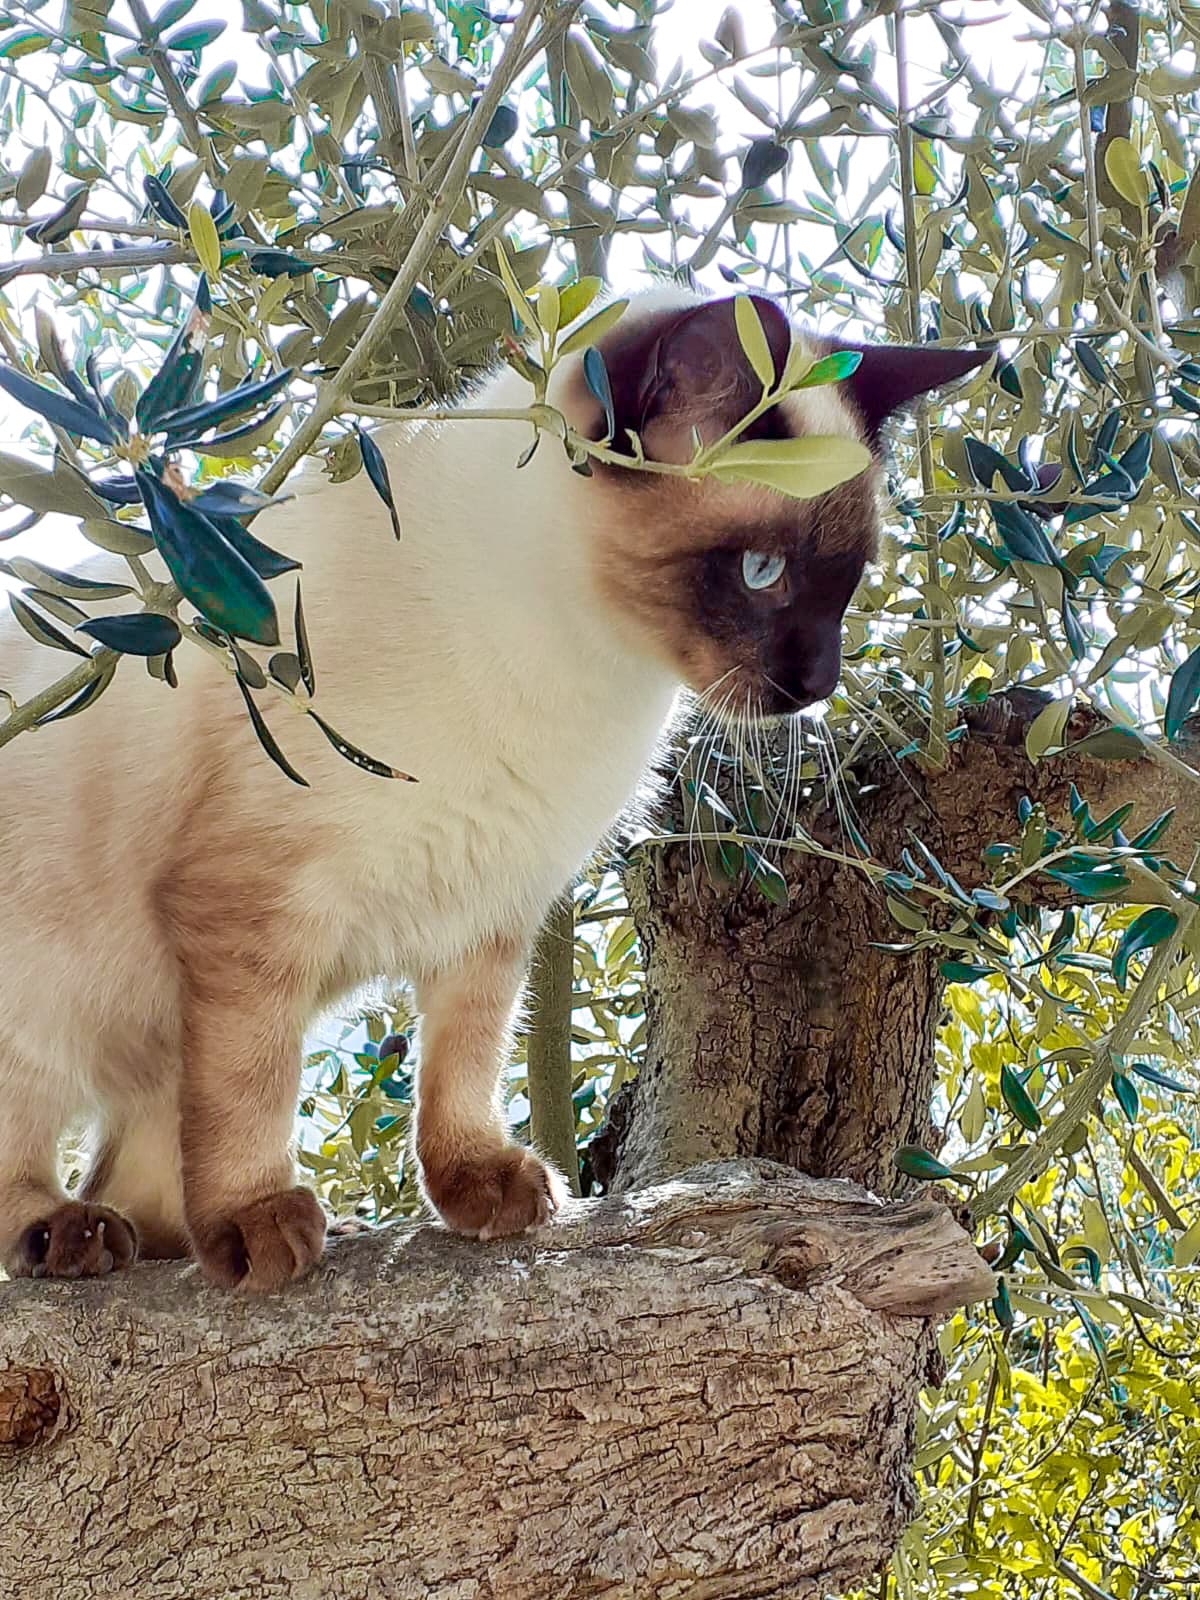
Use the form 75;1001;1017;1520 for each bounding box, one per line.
767;629;841;711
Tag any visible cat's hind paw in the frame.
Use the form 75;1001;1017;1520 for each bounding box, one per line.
190;1186;326;1292
8;1202;138;1280
422;1145;564;1240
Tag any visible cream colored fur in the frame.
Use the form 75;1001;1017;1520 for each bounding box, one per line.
0;287;866;1284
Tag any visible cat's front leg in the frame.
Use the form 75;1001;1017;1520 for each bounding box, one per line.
414;935;566;1239
0;1060;139;1279
178;975;326;1292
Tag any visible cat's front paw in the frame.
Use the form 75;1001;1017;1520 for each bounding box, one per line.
422;1145;564;1240
190;1186;326;1292
7;1202;138;1280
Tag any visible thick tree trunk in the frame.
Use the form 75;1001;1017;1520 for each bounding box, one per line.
593;697;1200;1198
0;1162;991;1600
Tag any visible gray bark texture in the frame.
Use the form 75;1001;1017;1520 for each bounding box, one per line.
592;696;1200;1199
0;1161;992;1600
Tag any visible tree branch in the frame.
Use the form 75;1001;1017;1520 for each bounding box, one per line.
0;1162;991;1600
258;0;553;497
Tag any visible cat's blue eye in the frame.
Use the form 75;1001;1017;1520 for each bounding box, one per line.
742;551;786;591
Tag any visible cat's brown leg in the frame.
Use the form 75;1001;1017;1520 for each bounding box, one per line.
82;1094;189;1261
178;978;325;1292
0;1069;138;1279
415;936;565;1239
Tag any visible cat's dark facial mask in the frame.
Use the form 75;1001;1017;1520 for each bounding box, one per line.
570;292;988;719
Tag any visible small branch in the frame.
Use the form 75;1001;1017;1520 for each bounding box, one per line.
1072;28;1104;276
0;652;114;750
126;0;220;183
0;240;387;284
969;896;1198;1222
894;5;947;766
526;896;582;1194
258;0;552;497
1;243;192;282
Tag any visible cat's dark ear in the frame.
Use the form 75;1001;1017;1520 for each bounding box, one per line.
832;341;991;440
604;294;792;463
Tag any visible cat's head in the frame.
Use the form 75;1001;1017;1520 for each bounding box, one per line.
563;289;987;718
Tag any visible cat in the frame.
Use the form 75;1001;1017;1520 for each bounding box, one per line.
0;286;985;1290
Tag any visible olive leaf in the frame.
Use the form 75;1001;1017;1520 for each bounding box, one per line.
707;435;872;499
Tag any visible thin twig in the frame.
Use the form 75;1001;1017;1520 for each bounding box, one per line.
259;0;552;497
969;891;1199;1222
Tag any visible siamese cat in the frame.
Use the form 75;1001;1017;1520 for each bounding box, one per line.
0;287;984;1289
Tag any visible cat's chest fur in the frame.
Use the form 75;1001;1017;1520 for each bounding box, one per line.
302;656;674;987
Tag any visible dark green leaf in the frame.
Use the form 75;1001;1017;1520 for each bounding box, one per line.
741;137;789;189
190;398;289;454
1063;1245;1102;1286
307;709;415;781
1129;809;1174;850
0;363;118;445
158;365;295;442
1072;1298;1109;1378
268;651;303;691
1165;644;1200;739
236;675;308;786
1129;1060;1194;1094
893;1145;955;1181
992;501;1058;567
143;172;187;227
1044;864;1130;899
188;481;289;518
964;438;1027;491
1111;1070;1140;1124
137;276;212;431
940;959;993;980
9;593;91;656
246;247;310;279
26;186;90;244
583;346;614;440
1074;340;1111;386
210;514;300;579
1112;907;1177;990
294;581;314;695
77;612;182;656
1000;1064;1042;1130
744;845;789;905
92;474;142;506
136;469;279;645
355;426;401;539
482;103;518;147
992;1277;1013;1330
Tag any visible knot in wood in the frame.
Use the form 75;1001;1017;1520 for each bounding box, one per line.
0;1367;62;1450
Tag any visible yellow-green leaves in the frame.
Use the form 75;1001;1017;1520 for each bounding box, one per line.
558;276;601;330
494;238;533;332
1024;695;1072;762
1175;1215;1200;1268
1103;136;1149;209
708;434;872;499
557;297;629;357
188;199;222;278
734;295;775;390
535;284;560;340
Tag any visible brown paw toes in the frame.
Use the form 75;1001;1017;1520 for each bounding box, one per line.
10;1203;138;1280
422;1146;564;1240
191;1187;326;1292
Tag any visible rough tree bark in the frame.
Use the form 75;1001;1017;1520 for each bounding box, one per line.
592;697;1200;1199
0;1163;991;1600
